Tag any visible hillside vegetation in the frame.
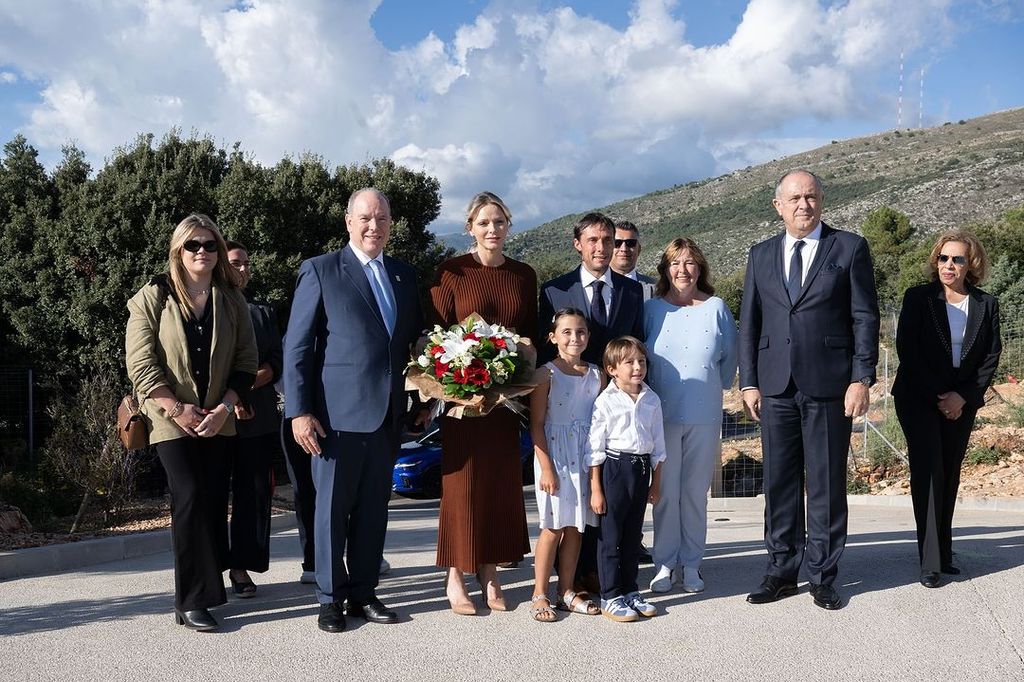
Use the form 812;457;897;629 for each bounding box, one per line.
505;108;1024;280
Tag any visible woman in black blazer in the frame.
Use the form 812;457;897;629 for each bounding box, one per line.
891;230;1001;588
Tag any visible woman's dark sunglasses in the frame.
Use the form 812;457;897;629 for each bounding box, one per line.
937;254;967;265
183;240;218;253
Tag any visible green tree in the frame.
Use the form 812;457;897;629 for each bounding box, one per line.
861;206;916;308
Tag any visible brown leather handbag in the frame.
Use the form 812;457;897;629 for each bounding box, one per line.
117;394;148;450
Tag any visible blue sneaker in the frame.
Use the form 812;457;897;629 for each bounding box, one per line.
601;596;640;622
625;591;658;617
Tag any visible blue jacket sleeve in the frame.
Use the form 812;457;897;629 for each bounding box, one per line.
283;259;323;419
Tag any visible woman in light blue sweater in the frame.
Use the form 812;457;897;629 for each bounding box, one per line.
643;237;738;594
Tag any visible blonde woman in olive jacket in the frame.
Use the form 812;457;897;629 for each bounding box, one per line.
125;213;258;632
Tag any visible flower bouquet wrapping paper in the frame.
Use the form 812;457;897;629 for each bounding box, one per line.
405;312;539;418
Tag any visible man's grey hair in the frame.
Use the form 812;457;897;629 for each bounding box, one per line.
775;170;824;199
346;187;391;214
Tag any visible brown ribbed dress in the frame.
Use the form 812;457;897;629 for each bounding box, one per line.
431;254;538;572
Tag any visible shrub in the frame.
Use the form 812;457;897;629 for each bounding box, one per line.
965;446;1006;466
40;373;140;531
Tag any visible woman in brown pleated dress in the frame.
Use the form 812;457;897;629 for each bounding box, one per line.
431;191;537;615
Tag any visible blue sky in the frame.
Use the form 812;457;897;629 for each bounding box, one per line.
1;0;1021;233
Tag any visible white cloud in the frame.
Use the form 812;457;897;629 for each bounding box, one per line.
0;71;16;84
0;0;969;232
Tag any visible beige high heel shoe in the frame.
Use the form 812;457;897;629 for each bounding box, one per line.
477;570;507;612
447;570;477;616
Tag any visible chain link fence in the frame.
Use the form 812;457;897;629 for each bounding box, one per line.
711;309;1024;499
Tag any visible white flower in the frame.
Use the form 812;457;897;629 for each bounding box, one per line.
438;335;480;364
417;355;430;368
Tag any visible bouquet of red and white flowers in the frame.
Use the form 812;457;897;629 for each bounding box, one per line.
406;313;538;418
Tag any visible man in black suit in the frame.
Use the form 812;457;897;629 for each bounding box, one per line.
538;212;645;366
538;212;645;592
739;170;879;611
611;220;656;301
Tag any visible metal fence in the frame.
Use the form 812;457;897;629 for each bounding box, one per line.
710;311;1024;499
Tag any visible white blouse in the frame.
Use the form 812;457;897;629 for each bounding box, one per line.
947;296;970;369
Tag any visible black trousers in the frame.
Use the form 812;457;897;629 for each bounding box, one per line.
282;418;316;572
895;395;976;572
229;432;275;572
760;384;851;586
310;424;397;605
156;436;231;611
597;454;651;601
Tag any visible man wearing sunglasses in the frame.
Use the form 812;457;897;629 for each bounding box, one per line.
611;221;656;301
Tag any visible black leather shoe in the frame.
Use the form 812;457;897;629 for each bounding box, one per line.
746;576;798;604
347;598;398;624
809;583;843;610
920;571;941;588
940;564;961;575
174;608;218;632
638;543;654;565
318;602;346;633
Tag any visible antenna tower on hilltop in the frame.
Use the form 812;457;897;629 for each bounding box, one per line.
919;67;926;129
897;51;904;128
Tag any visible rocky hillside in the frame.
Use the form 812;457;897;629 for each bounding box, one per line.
505;107;1024;278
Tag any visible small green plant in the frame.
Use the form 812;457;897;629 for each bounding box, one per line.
1004;400;1024;428
965;446;1007;466
847;477;870;494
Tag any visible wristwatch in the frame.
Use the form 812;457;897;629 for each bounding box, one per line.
221;400;236;416
858;377;874;388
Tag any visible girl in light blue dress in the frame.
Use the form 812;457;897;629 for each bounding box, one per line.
528;308;604;621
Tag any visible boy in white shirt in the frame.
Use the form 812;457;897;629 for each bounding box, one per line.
588;336;666;622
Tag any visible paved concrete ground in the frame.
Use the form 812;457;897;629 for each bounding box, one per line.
1;494;1022;681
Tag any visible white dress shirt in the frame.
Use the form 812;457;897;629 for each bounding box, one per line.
579;266;614;312
349;244;397;312
782;222;823;286
587;381;667;468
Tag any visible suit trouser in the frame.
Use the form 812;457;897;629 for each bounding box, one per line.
653;423;721;570
597;454;651;600
760;385;851;586
894;395;975;572
311;423;397;605
229;432;276;572
156;436;231;611
282;418;316;572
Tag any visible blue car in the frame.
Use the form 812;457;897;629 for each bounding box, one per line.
392;420;534;499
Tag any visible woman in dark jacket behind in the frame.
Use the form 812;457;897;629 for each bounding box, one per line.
891;230;1002;589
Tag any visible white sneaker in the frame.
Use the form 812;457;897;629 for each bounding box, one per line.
299;570;316;585
681;566;704;593
601;596;640;622
649;565;674;593
379;557;391;575
625;591;658;617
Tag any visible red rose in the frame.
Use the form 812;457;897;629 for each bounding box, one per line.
492;337;507;349
434;360;449;379
429;345;445;357
463;332;480;341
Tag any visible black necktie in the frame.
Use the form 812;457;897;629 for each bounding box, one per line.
787;240;804;304
591;280;608;327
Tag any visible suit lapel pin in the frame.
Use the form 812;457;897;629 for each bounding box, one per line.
395;275;401;282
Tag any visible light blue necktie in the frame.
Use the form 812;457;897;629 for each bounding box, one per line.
367;258;396;336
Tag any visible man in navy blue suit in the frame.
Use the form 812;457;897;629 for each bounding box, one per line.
284;188;423;632
739;170;879;611
538;212;645;593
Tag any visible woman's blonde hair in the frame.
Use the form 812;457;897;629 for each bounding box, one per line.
465;191;512;229
167;214;239;318
925;230;989;286
654;237;714;298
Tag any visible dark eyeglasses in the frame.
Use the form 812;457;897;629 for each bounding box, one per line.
614;238;638;248
937;254;967;265
183;240;218;253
